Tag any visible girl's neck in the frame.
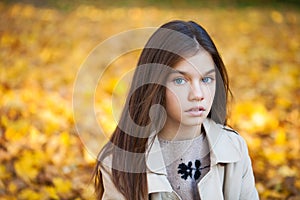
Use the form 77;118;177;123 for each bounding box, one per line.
158;123;203;141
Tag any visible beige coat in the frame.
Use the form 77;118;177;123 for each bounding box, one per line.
100;119;260;199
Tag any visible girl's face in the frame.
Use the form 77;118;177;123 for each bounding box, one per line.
165;50;216;128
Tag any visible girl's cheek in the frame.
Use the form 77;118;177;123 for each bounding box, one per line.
208;90;216;102
174;89;188;99
204;84;216;97
167;89;187;108
206;88;215;99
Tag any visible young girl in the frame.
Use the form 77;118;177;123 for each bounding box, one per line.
94;20;259;200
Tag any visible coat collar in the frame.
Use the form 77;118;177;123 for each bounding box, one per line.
203;118;242;165
146;118;242;175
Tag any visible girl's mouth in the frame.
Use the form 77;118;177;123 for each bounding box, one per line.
185;106;205;116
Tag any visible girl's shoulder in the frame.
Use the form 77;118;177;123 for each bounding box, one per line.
209;120;249;152
206;119;248;151
221;125;250;154
222;125;239;135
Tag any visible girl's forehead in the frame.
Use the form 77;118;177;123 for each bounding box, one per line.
172;51;215;75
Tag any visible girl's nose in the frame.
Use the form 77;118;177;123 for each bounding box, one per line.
189;82;204;101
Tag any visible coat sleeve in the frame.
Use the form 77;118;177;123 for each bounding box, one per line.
99;161;126;200
239;138;260;200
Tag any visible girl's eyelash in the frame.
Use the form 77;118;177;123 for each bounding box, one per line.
202;77;214;83
173;77;187;85
171;76;215;85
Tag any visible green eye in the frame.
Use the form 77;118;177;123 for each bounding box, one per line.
174;78;187;85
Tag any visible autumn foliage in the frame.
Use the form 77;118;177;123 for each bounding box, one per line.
0;1;299;199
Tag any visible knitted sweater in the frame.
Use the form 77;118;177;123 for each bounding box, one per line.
158;134;211;200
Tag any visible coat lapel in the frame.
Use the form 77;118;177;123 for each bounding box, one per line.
203;118;242;165
146;135;167;175
146;136;173;194
197;165;224;200
198;119;242;199
145;118;243;196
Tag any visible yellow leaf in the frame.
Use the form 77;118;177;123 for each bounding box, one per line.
271;11;283;24
278;166;297;177
1;115;9;127
43;186;59;199
5;119;30;142
8;182;17;193
18;188;41;200
0;164;10;180
60;131;70;147
264;147;286;166
231;101;279;133
275;128;286;145
29;126;46;146
14;150;45;183
0;33;16;46
53;177;72;195
276;97;292;109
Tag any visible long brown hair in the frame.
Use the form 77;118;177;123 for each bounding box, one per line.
94;20;231;200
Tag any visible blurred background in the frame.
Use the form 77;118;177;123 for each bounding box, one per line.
0;0;299;199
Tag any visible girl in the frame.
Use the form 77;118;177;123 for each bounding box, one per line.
94;20;259;200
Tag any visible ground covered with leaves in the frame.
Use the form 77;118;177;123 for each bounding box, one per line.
0;1;299;199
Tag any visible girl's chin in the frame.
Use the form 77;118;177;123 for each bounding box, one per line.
180;119;205;127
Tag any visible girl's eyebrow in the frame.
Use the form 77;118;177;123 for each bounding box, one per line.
171;68;216;76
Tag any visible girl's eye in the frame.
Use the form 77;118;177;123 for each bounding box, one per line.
173;77;187;85
202;77;213;84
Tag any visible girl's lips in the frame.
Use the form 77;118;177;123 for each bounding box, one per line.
185;106;205;116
